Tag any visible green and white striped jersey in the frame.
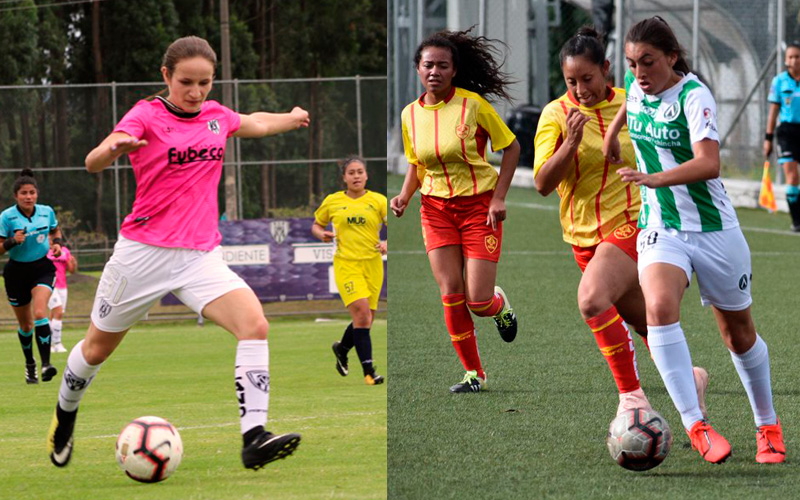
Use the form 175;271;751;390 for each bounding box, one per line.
625;70;738;232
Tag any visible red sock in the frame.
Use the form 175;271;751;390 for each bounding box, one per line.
586;306;640;393
443;293;484;378
636;330;650;353
467;293;503;317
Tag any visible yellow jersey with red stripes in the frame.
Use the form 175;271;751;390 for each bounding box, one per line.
533;88;640;247
401;86;516;198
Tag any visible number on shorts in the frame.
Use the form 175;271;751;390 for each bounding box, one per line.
344;281;355;294
638;230;659;253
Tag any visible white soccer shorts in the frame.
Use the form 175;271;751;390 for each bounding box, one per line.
637;226;753;311
91;236;250;332
48;287;68;311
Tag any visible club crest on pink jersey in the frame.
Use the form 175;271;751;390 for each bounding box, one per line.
207;119;220;135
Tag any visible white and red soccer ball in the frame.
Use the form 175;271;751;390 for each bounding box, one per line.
115;416;183;482
607;408;672;471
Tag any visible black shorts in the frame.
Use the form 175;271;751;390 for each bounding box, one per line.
776;122;800;164
3;257;56;307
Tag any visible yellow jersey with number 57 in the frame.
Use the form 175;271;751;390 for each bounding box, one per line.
314;190;387;260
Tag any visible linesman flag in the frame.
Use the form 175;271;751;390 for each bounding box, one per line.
758;161;778;212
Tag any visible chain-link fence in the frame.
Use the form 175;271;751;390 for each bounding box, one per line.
0;76;387;269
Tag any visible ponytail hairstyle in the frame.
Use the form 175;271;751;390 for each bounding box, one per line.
13;168;37;195
149;36;217;101
625;16;691;74
414;26;515;102
339;155;366;176
560;25;607;67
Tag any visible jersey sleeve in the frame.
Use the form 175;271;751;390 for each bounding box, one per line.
476;97;516;152
113;101;149;139
401;106;420;166
221;104;242;137
768;75;780;104
0;213;9;239
533;104;564;176
48;207;58;230
684;86;719;145
376;193;388;223
314;196;332;226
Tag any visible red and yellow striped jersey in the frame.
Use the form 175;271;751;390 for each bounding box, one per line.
401;87;516;198
533;88;640;247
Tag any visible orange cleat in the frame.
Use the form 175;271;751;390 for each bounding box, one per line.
616;387;653;415
756;419;786;464
687;420;731;464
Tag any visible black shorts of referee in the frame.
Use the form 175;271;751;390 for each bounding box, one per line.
776;122;800;164
3;256;56;307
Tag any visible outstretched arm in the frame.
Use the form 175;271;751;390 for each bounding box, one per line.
234;107;310;138
85;132;148;173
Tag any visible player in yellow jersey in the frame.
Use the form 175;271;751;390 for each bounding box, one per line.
391;28;520;393
313;156;387;385
533;26;707;416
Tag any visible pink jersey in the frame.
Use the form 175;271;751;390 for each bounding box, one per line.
114;98;241;250
47;246;72;289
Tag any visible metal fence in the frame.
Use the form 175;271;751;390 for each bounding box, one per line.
0;75;387;269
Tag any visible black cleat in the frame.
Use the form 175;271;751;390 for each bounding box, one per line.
449;371;486;393
48;405;77;467
242;430;301;470
25;362;38;384
492;286;518;342
365;369;385;385
332;341;349;376
41;364;58;382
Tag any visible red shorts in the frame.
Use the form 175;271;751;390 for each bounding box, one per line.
571;222;639;272
420;191;502;263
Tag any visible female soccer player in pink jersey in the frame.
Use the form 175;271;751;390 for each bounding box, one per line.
48;36;310;471
47;243;76;353
534;26;707;417
391;29;521;393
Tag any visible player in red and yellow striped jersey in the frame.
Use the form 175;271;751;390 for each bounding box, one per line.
391;29;521;393
313;156;387;386
533;26;707;415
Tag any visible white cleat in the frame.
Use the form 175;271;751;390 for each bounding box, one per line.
51;343;68;353
616;387;653;415
693;366;709;419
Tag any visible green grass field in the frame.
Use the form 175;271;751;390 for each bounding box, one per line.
387;173;800;499
0;318;387;500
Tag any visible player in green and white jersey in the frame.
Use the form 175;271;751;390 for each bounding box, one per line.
603;16;785;465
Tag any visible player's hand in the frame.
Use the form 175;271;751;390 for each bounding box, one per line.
52;243;62;257
376;240;387;255
617;167;659;187
565;107;591;149
486;196;506;231
13;229;26;245
320;230;335;242
290;107;310;128
603;134;623;164
110;138;148;156
763;139;773;158
390;194;409;218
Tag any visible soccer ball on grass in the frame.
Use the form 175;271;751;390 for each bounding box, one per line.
116;416;183;482
606;408;672;471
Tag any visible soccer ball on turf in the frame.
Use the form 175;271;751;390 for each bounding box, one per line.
115;416;183;483
606;408;672;471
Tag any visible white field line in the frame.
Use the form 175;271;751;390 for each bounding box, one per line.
0;410;385;443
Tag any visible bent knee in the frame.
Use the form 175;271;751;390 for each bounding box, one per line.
645;299;680;325
236;317;269;341
577;287;611;320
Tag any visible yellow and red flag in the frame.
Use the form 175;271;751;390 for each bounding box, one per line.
759;161;778;212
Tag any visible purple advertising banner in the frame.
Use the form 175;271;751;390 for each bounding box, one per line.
161;218;387;305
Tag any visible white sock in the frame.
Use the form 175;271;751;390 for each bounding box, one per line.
648;322;704;429
51;319;63;344
235;339;270;434
58;340;101;412
730;334;777;427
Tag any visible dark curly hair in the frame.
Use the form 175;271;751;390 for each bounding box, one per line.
13;168;37;195
414;26;514;102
